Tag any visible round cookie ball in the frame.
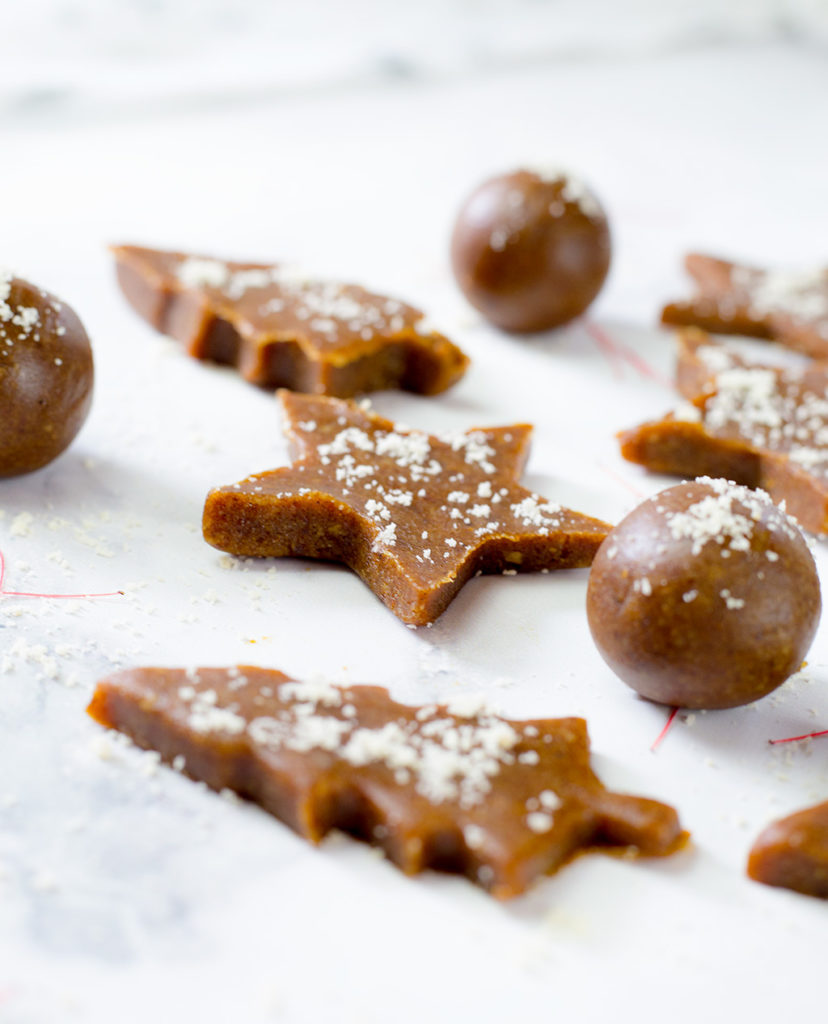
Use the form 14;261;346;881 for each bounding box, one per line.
586;478;821;709
0;273;94;477
450;167;611;332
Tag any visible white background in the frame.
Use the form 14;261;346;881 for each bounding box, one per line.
1;3;827;1022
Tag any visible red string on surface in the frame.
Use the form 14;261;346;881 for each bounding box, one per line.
0;548;123;601
597;463;647;501
584;319;625;379
650;706;679;752
769;728;828;746
583;320;673;390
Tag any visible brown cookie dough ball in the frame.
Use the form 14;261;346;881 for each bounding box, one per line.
450;167;611;332
586;478;821;709
0;273;93;477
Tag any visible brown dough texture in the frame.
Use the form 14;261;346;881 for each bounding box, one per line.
1;273;93;477
202;390;610;625
586;478;820;709
88;665;686;899
112;244;468;397
748;800;828;900
619;329;828;534
450;168;611;332
662;253;828;359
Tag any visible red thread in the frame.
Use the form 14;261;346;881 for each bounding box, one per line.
597;463;647;501
583;320;673;390
651;707;679;752
584;319;625;379
769;728;828;746
0;548;123;601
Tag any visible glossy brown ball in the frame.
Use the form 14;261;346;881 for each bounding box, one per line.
586;478;820;709
450;168;611;332
0;275;94;477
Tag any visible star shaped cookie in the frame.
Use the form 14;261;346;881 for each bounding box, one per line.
619;329;828;533
203;392;610;624
111;244;469;396
662;253;828;358
88;666;685;899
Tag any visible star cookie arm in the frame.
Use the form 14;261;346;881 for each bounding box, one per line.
111;244;468;396
661;253;774;339
748;800;828;900
88;667;685;899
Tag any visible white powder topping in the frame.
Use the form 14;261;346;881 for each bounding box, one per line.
463;824;486;850
175;676;542;811
539;789;562;811
673;400;702;423
510;495;562;527
445;693;496;718
187;688;247;735
731;265;828;327
526;811;554;834
175;255;421;344
699;356;828;476
720;588;746;610
697;345;737;374
664;477;791;556
176;258;230;289
373;523;397;549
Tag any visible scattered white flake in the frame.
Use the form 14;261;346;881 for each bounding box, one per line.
663;478;798;556
518;750;540;765
10;511;34;537
510;496;562;527
682;589;699;603
673;401;701;423
526;811;554;834
731;265;828;327
91;735;115;761
279;678;343;707
187;690;246;735
720;588;746;610
176;257;230;289
463;824;486;850
445;693;495;718
373;522;397;549
539;789;562;811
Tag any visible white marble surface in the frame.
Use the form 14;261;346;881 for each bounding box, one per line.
2;0;828;117
1;31;827;1024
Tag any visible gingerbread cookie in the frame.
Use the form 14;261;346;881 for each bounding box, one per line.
111;244;468;397
202;391;610;624
87;666;685;899
662;253;828;359
619;330;828;534
748;800;828;900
